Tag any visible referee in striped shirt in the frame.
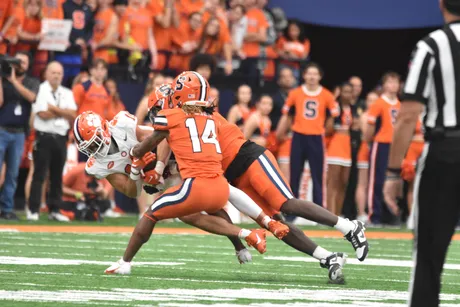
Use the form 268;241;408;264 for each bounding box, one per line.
384;0;460;306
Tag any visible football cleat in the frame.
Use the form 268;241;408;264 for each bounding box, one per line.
245;229;267;254
345;220;369;261
236;248;252;264
320;252;347;284
104;258;132;275
267;220;290;240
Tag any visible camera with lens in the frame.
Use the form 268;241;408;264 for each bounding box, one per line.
0;55;21;77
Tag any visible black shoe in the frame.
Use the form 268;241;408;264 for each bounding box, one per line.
0;211;19;220
320;252;347;284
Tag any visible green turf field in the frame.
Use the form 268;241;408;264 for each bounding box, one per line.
0;219;459;306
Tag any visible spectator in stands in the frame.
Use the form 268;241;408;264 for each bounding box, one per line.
276;21;310;80
73;59;111;120
355;91;379;224
113;0;127;17
120;0;158;70
272;67;295;181
105;78;125;121
227;84;252;130
229;4;247;62
92;0;119;64
176;0;204;24
349;76;365;110
0;0;14;54
240;0;268;82
62;162;113;218
135;73;165;124
146;0;179;70
326;82;354;216
1;4;22;54
0;51;39;220
28;61;77;222
197;18;227;58
189;53;216;81
42;0;65;19
62;0;95;63
202;0;232;75
243;94;273;147
16;0;42;52
270;67;295;130
209;86;219;111
170;11;202;72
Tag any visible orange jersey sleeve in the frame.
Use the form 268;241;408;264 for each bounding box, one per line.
154;109;224;179
367;97;400;143
367;99;382;125
72;84;84;109
0;0;13;29
214;112;246;171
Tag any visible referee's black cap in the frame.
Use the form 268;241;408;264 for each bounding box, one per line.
444;0;460;15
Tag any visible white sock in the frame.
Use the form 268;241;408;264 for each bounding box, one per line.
312;246;333;260
334;217;354;235
238;229;251;239
261;216;271;228
228;184;263;219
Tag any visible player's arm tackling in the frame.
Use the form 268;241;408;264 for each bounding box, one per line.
106;173;142;198
132;130;169;158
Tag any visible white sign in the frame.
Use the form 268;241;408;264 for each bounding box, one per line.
38;19;72;52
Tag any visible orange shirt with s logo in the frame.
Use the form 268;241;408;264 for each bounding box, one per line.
367;95;401;143
282;85;339;135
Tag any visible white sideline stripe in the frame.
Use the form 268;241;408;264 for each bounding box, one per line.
0;256;184;266
263;256;460;271
1;288;460;306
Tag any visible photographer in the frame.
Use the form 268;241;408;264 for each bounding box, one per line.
0;52;39;220
62;163;112;220
28;62;77;222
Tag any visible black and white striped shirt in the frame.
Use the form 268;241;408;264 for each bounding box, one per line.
403;21;460;132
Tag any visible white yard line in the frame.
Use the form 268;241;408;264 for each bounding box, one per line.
0;256;184;266
264;256;460;270
0;288;459;306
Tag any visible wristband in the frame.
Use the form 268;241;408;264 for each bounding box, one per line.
154;161;165;175
387;167;402;175
75;191;83;200
130;168;141;180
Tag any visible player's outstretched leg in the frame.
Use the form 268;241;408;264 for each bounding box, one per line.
208;209;252;264
181;211;252;264
280;200;369;261
272;214;347;284
228;185;289;239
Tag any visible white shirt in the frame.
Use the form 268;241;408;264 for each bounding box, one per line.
33;81;77;136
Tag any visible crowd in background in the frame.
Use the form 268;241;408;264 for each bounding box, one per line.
0;0;424;228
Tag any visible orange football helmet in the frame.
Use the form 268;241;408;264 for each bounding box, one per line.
74;111;111;157
171;71;211;108
147;83;173;124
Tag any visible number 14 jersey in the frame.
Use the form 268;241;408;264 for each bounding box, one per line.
282;85;339;135
153;108;223;179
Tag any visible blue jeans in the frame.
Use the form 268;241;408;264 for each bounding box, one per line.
0;129;25;213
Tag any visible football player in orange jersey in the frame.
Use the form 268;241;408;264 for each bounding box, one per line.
364;72;401;224
105;72;290;274
277;63;339;209
149;74;369;284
